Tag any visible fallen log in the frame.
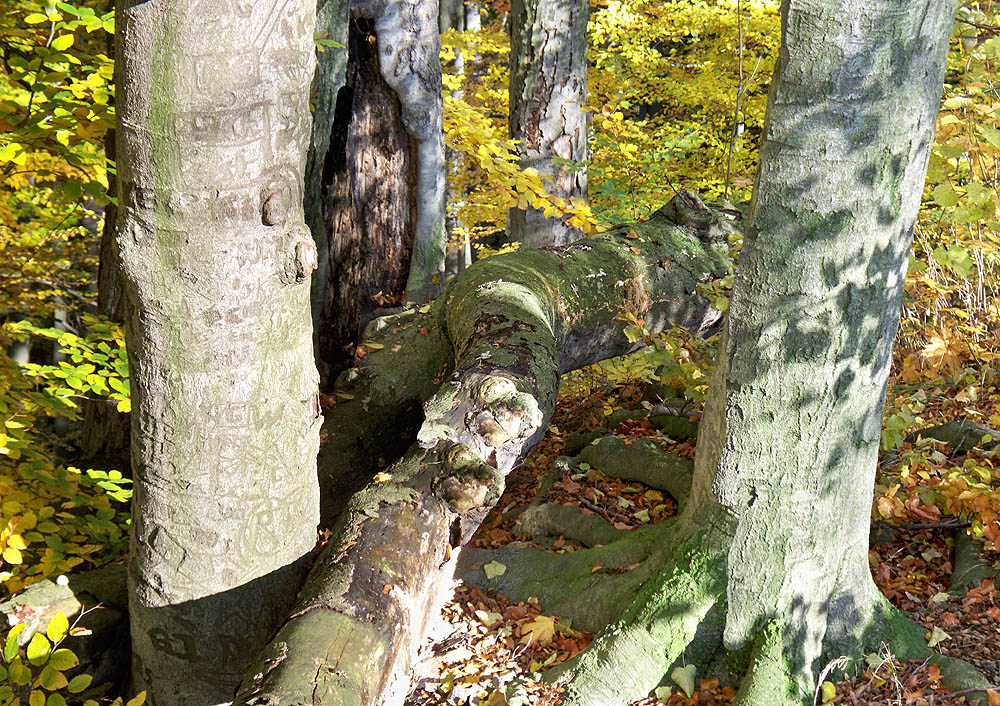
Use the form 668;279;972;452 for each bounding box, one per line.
233;191;735;706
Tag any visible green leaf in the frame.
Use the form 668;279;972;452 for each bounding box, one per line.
942;95;974;110
46;613;69;643
4;623;26;662
483;561;507;579
48;693;68;706
965;182;993;206
30;689;47;706
932;246;974;278
26;632;52;666
931;183;959;208
671;664;696;698
24;12;49;23
67;673;92;693
8;658;31;685
47;648;78;671
39;665;68;690
979;125;1000;150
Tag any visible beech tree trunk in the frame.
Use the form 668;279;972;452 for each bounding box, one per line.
507;0;588;248
307;0;447;380
545;1;962;704
233;193;735;706
114;2;321;704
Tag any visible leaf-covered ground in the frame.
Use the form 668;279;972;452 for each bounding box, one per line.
406;370;1000;706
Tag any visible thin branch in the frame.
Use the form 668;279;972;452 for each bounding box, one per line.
956;17;1000;32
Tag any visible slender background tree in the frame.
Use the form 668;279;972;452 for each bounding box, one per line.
507;0;589;247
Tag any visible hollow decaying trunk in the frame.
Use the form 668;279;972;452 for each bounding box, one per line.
308;0;447;381
507;0;588;248
233;192;735;706
317;16;419;374
114;1;321;703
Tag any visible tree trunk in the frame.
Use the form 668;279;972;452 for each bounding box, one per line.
507;0;588;248
547;1;961;704
80;127;130;469
233;193;735;706
441;0;480;280
114;2;321;704
309;0;447;381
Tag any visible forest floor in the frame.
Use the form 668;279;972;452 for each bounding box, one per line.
405;371;1000;706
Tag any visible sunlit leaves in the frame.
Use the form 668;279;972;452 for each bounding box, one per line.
1;613;96;706
0;317;131;593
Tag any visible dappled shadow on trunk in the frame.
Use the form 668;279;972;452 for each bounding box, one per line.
527;1;987;704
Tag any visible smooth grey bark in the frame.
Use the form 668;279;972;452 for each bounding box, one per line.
554;1;958;704
440;0;477;279
507;0;588;248
114;2;321;704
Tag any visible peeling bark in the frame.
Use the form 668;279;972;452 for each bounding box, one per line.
508;0;588;247
234;192;734;706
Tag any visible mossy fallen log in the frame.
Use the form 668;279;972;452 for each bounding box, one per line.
233;192;735;706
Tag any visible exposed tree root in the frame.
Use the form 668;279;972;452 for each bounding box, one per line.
951;529;1000;591
547;521;729;706
578;435;693;506
906;420;999;453
515;502;626;547
457;527;663;631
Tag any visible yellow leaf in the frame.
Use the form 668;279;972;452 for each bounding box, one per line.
820;681;837;703
50;34;74;51
3;546;23;564
46;613;69;643
7;533;27;550
926;626;950;647
520;615;556;647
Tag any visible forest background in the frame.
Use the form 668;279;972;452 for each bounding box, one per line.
0;0;999;704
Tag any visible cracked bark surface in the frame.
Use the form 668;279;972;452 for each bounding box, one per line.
507;0;588;248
